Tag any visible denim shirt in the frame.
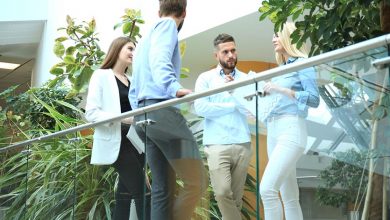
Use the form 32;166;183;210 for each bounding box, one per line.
266;57;320;120
129;18;182;109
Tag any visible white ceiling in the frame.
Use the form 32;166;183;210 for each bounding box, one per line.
0;20;45;96
0;12;275;95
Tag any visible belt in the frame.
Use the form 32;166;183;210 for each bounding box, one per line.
138;99;168;105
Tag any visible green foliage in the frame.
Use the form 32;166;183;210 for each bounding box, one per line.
114;8;144;43
49;15;104;98
50;10;144;98
179;41;190;78
0;86;116;219
0;84;82;135
316;149;369;208
259;0;384;56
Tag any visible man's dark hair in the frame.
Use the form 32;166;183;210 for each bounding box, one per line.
159;0;187;17
213;33;235;49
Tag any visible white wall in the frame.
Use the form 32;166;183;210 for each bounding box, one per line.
181;0;260;39
0;0;48;21
20;0;262;86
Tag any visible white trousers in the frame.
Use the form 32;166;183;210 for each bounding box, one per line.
260;116;307;220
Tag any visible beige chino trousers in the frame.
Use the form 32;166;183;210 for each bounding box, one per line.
204;143;252;220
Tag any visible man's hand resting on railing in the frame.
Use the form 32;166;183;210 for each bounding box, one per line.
176;88;192;97
121;117;134;125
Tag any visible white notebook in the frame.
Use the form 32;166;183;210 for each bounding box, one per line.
126;125;145;154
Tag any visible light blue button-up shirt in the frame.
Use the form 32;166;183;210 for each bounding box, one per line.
129;17;182;109
194;66;251;145
266;57;320;120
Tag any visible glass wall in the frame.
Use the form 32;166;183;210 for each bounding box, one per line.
0;42;389;220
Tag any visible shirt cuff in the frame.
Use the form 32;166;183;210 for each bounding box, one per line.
167;82;183;98
295;91;309;111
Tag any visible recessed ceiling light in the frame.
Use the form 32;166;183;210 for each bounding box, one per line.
0;62;20;70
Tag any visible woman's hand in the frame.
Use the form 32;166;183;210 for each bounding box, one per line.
263;82;295;99
263;82;283;94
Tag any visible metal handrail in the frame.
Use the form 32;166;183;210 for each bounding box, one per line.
1;34;389;153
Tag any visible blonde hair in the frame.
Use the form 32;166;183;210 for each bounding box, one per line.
275;21;309;65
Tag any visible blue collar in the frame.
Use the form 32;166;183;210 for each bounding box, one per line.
285;57;298;64
219;69;236;78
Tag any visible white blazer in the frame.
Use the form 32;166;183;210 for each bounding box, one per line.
85;69;129;165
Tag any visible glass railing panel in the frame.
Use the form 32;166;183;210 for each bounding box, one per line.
1;136;83;219
312;45;389;164
309;45;389;219
136;83;260;219
1;36;388;220
0;145;30;220
251;44;389;219
0;130;128;219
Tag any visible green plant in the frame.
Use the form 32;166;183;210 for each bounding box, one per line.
0;93;116;219
316;149;369;209
259;0;387;56
49;16;105;98
0;84;81;133
259;2;390;218
50;9;145;99
114;8;144;43
0;8;145;216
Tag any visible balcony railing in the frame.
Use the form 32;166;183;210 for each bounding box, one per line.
1;34;389;220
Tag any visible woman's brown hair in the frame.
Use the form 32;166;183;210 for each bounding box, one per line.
100;37;135;70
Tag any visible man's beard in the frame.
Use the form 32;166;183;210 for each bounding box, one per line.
177;20;184;32
220;58;237;71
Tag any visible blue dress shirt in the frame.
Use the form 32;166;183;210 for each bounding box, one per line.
129;18;182;109
266;57;320;120
194;66;251;145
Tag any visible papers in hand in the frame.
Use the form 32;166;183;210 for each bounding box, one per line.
126;125;145;154
230;71;280;122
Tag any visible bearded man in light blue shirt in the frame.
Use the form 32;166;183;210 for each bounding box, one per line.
129;1;207;219
194;33;252;220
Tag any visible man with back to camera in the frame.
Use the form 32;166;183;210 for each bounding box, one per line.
129;0;207;219
194;33;252;220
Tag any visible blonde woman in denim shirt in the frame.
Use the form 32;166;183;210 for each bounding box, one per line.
259;22;320;220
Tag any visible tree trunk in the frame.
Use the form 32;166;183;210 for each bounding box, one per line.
361;2;390;219
361;68;388;220
383;158;388;220
380;0;390;33
361;120;378;220
368;172;384;219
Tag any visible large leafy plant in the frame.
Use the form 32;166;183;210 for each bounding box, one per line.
49;16;105;98
114;8;144;43
259;1;390;218
0;84;81;134
49;9;144;98
259;0;387;56
0;9;145;219
0;87;116;219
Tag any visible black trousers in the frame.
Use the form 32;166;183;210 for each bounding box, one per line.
112;124;150;220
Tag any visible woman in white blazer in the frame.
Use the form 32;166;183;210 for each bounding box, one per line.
85;37;150;220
